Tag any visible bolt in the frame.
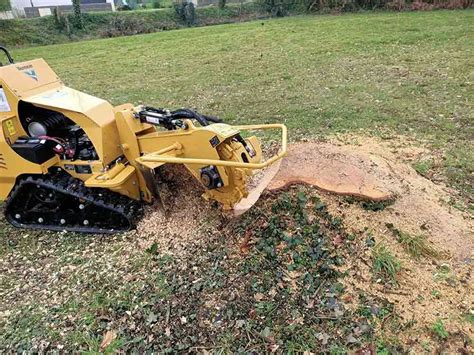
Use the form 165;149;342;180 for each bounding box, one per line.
79;204;85;210
15;214;20;219
38;217;44;223
60;219;66;224
217;182;222;188
83;220;89;226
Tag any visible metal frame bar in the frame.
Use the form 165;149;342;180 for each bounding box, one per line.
140;123;287;169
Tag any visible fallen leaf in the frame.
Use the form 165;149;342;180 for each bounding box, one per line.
333;234;344;246
317;332;330;345
147;312;158;324
249;309;257;319
346;334;359;344
100;330;117;351
269;344;280;352
355;344;375;354
240;231;252;254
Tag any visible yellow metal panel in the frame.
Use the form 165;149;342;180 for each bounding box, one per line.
85;165;140;200
114;105;155;201
24;87;111;119
0;59;61;95
20;87;123;166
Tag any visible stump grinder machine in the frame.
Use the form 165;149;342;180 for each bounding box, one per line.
0;47;287;233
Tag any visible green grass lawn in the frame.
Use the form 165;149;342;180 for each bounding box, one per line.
11;10;474;204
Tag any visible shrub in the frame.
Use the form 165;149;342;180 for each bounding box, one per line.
101;15;153;37
0;0;10;11
52;7;73;36
72;0;83;29
173;0;196;25
117;4;133;10
255;0;286;16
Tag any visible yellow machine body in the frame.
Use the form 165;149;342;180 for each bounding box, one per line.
0;57;287;218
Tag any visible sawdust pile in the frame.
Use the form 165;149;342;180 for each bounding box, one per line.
136;165;223;256
135;141;281;255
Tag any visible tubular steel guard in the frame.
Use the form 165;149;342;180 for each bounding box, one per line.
141;123;287;169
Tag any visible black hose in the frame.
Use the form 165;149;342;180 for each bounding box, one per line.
202;115;223;123
0;46;14;65
141;106;224;128
171;109;210;126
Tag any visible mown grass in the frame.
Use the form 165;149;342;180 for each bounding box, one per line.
9;10;474;205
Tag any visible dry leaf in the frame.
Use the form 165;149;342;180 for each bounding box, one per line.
270;344;280;352
100;330;117;351
333;234;344;246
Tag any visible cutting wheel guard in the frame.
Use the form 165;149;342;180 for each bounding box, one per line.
140;123;287;169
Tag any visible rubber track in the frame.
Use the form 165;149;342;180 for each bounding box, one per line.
4;173;143;234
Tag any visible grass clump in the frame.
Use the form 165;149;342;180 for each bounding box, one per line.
372;244;401;284
430;319;449;340
412;159;434;177
386;224;441;259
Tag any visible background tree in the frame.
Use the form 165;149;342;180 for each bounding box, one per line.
0;0;11;11
72;0;83;29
